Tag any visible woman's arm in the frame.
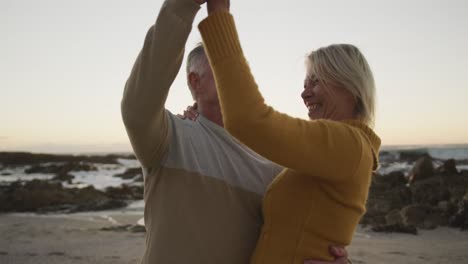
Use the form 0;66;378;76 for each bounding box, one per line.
199;10;365;183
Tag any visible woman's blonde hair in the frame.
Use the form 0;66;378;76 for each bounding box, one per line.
306;44;376;126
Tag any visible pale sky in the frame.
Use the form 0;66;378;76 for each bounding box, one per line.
1;0;468;153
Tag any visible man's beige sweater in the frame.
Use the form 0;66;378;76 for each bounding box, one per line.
121;0;282;263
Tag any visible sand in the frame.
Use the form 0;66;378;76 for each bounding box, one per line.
1;212;467;264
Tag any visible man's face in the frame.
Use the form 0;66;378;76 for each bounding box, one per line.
198;63;219;104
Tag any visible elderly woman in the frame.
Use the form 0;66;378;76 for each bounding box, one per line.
197;0;381;263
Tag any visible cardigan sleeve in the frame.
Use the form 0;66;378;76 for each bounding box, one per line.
199;11;364;182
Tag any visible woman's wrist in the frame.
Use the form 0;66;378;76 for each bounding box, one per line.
207;0;229;15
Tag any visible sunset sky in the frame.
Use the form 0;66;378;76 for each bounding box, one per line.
1;0;468;153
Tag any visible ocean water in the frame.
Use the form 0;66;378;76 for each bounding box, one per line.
0;158;141;190
378;144;468;175
381;144;468;160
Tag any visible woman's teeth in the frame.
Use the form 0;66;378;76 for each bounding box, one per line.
308;104;320;111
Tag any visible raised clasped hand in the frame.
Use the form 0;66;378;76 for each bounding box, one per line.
206;0;230;14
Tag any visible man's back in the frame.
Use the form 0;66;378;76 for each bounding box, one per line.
142;112;281;263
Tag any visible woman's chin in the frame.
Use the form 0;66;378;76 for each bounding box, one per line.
308;113;318;120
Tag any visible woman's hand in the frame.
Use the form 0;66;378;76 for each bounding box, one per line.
177;103;199;121
193;0;207;5
206;0;230;15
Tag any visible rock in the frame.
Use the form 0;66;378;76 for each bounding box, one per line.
408;156;434;183
410;176;450;206
128;225;146;233
385;209;403;225
449;190;468;230
105;185;143;200
100;224;146;233
100;225;132;232
0;179;127;213
398;150;430;163
365;184;412;215
371;223;418;235
423;212;443;230
401;205;430;227
374;171;407;188
362;175;413;228
445;175;468;204
436;159;459;175
400;204;443;229
114;168;142;180
437;200;457;226
0;152;134;167
52;173;75;183
25;162;97;175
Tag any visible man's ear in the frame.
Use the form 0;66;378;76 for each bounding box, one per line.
188;72;201;94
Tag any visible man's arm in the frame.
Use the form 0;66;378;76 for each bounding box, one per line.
121;0;200;168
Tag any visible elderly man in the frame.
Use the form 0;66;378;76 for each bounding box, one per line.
121;0;348;263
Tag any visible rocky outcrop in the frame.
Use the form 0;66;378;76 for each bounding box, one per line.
398;150;430;163
0;180;127;213
363;156;468;233
449;191;468;230
436;159;459;175
25;162;97;174
0;152;136;166
113;168;142;180
105;185;143;200
100;224;146;233
408;156;434;183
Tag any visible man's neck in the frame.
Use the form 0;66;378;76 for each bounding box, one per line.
198;102;224;127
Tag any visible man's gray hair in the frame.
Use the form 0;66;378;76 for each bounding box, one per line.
186;43;209;85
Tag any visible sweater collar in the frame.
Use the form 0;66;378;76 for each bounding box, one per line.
343;120;381;171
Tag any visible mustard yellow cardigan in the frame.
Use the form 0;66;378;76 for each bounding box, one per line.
199;11;381;263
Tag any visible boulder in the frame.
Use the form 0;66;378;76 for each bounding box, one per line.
449;190;468;230
0;152;134;166
400;204;443;229
408;156;434;183
435;159;459;175
25;162;97;175
371;223;418;235
105;185;143;200
52;173;75;183
374;171;407;188
398;150;430;163
100;224;146;233
410;176;450;206
114;168;142;180
385;209;403;225
401;204;430;227
0;179;127;213
362;183;412;227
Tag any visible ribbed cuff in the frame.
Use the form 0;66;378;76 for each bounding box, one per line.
198;11;243;63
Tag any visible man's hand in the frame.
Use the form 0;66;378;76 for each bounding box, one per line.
304;246;349;264
206;0;230;15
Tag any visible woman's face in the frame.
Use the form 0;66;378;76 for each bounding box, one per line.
301;74;357;121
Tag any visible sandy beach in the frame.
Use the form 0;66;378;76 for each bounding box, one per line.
1;212;467;264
